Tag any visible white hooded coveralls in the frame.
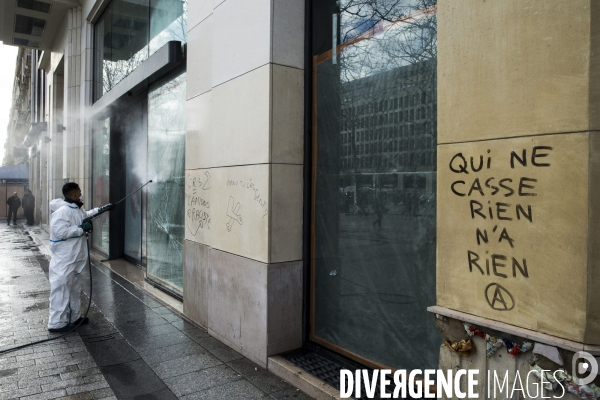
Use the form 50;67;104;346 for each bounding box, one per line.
48;198;99;329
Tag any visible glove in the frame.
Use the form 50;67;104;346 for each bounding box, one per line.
98;203;114;213
80;221;93;233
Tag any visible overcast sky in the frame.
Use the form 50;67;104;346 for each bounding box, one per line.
0;44;19;164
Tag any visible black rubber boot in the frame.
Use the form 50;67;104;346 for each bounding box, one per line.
48;325;72;333
70;317;89;326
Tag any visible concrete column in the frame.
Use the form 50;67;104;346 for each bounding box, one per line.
81;19;93;204
183;0;305;367
435;0;600;396
51;72;64;202
40;135;48;224
46;71;54;223
40;70;50;224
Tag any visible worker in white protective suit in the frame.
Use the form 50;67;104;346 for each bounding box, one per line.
47;182;113;332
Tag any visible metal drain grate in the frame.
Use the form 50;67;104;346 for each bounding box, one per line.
284;351;343;389
282;349;398;400
81;332;119;343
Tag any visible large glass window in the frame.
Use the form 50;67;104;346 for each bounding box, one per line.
146;71;186;295
93;0;187;102
311;0;440;370
149;0;187;56
92;117;111;254
93;0;149;100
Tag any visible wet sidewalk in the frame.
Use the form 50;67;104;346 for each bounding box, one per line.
0;221;311;399
0;220;115;400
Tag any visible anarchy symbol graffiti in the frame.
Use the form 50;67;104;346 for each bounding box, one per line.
485;283;515;311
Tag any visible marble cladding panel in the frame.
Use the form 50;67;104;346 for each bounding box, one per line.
269;164;303;263
586;132;600;343
185;168;213;246
188;0;213;30
83;20;92;50
267;260;303;356
184;165;304;263
51;50;64;72
271;64;304;165
77;137;85;179
79;178;91;206
210;64;271;167
83;47;92;83
437;133;590;342
186;91;212;170
184;240;210;327
83;122;92;147
438;0;592;143
210;165;270;263
65;147;81;181
66;50;75;88
82;143;92;187
272;0;305;70
187;15;212;100
208;248;268;366
62;147;68;179
51;179;64;199
211;0;271;87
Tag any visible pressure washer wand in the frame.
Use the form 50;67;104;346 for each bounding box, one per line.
114;179;153;206
83;179;153;223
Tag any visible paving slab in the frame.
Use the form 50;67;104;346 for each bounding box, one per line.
0;222;116;400
0;222;312;399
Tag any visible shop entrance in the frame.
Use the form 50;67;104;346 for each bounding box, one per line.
91;70;186;299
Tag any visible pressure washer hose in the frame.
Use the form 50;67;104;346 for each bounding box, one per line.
0;234;93;355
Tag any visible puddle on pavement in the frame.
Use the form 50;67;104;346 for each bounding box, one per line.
23;301;49;312
0;368;17;378
19;291;49;299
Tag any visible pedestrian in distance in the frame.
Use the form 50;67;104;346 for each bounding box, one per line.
22;189;35;225
47;182;113;333
6;192;21;226
372;196;385;228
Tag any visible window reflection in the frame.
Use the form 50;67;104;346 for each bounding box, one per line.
149;0;187;56
93;0;149;100
93;0;187;102
312;0;440;370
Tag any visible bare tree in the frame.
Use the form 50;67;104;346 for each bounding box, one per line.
103;49;147;94
330;2;439;365
101;0;188;95
336;0;437;214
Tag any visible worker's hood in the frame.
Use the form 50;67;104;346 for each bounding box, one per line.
49;198;70;213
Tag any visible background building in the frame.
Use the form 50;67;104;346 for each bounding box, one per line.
1;0;598;397
3;48;32;167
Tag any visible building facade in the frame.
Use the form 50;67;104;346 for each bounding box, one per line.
1;0;598;397
4;47;32;167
